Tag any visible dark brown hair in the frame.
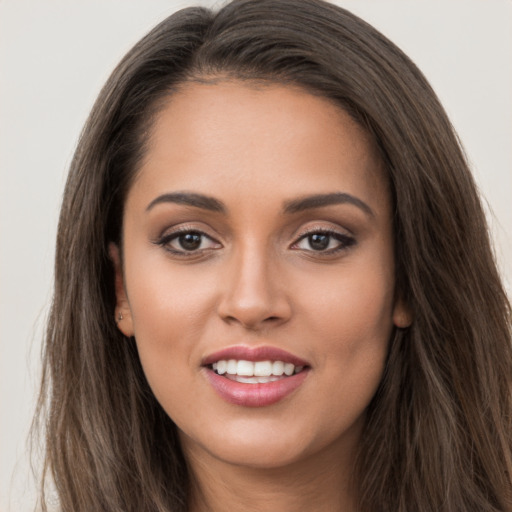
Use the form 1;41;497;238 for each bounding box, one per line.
35;1;512;510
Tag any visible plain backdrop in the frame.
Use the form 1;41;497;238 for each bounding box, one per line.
1;1;511;510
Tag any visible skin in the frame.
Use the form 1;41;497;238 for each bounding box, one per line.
112;81;411;512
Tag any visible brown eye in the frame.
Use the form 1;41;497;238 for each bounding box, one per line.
156;230;221;255
293;230;355;254
308;233;330;251
178;232;203;251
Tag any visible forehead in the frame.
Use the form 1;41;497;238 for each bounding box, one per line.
130;80;388;215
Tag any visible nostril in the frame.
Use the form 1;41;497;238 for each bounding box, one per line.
217;291;293;330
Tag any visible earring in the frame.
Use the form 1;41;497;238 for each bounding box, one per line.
116;312;123;323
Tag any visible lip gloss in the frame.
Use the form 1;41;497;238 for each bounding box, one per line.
204;367;310;407
202;345;310;407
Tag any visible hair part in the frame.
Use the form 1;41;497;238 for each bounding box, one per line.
35;1;512;511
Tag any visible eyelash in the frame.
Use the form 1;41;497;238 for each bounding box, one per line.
153;226;221;257
153;227;355;258
291;228;356;255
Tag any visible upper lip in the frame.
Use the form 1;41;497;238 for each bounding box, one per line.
202;345;310;367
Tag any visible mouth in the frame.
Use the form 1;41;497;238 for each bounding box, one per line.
202;346;311;407
209;359;306;384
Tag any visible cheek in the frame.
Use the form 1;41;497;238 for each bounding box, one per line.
124;256;219;389
297;257;394;414
299;253;395;346
127;251;217;331
321;277;393;345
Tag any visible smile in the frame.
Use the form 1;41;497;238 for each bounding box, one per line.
212;359;305;383
203;346;310;407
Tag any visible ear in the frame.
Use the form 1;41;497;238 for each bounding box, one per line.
109;242;135;337
392;297;413;329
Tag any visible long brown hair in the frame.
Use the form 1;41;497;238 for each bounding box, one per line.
35;1;512;510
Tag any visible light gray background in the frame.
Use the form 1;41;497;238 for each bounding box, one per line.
1;1;511;510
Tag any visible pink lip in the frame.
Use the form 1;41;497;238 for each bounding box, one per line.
202;345;311;407
204;367;310;407
202;345;309;367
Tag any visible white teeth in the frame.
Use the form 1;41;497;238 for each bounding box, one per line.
226;359;237;374
237;360;254;376
211;359;305;378
217;360;227;375
272;360;284;376
233;375;257;384
284;363;295;376
254;361;273;377
257;376;280;383
226;375;282;384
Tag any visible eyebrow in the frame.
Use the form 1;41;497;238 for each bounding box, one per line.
283;192;374;217
145;191;374;217
146;192;226;213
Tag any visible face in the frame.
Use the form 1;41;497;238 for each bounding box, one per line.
112;81;410;471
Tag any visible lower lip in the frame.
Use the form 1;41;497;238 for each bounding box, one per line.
204;368;310;407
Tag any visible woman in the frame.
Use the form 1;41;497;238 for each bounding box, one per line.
35;0;512;510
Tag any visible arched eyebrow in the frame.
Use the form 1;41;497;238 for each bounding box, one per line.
146;191;374;217
146;192;226;213
283;193;374;217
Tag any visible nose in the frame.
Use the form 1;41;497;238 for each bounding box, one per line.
216;244;292;331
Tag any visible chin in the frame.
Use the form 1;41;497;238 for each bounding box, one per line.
179;413;363;472
206;437;311;470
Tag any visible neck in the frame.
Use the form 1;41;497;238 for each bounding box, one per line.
183;433;359;512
